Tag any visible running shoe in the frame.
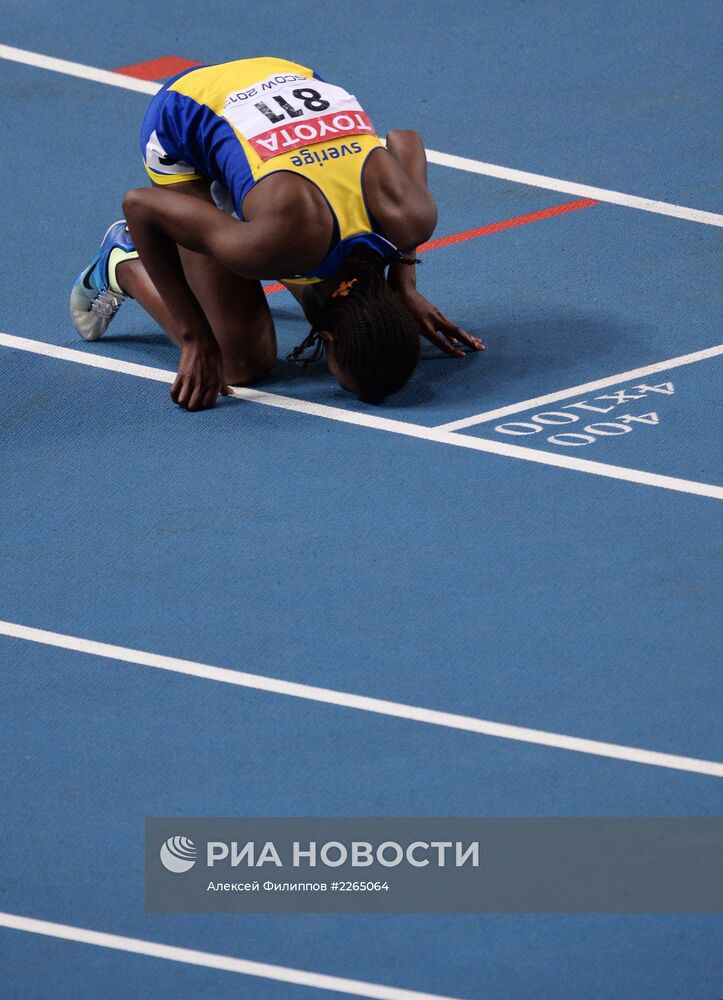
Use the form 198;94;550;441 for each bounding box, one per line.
70;220;138;341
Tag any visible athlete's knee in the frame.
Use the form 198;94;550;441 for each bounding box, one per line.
225;344;276;386
122;187;143;213
122;187;153;226
226;361;273;386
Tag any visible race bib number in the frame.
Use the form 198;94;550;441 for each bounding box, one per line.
221;74;376;160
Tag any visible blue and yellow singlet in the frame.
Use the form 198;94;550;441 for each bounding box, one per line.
140;56;400;282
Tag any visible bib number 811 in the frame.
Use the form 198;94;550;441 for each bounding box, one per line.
255;88;331;125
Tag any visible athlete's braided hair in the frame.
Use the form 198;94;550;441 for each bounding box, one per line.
287;254;421;403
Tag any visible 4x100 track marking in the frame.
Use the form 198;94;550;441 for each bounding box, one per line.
1;332;722;500
437;344;723;430
0;44;721;498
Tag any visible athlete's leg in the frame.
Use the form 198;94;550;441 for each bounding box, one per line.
114;257;177;338
116;179;277;385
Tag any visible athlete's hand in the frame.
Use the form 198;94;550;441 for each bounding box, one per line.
398;289;484;358
171;338;231;411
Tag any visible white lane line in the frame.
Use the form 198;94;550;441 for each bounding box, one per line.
0;912;460;1000
0;42;159;95
424;150;723;227
1;43;722;228
3;332;722;500
1;620;722;777
437;344;723;430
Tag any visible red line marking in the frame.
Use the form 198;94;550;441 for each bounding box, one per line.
417;198;598;252
114;56;202;81
263;198;597;294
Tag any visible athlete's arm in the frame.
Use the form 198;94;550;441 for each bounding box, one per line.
124;186;315;286
371;130;436;252
122;186;319;409
382;131;484;357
